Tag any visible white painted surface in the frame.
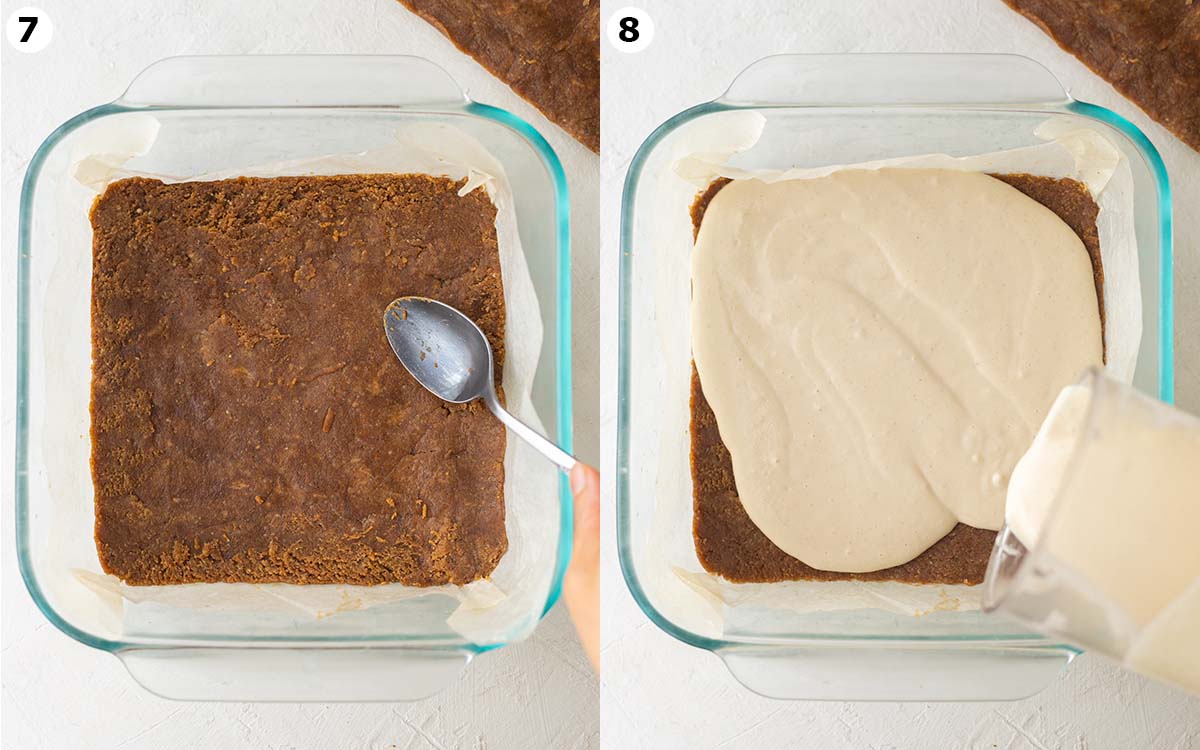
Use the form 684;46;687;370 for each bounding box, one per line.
1;1;598;748
599;0;1200;747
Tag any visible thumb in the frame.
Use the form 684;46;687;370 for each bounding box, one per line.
568;462;600;542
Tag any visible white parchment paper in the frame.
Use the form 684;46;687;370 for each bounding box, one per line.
647;110;1141;637
44;116;554;645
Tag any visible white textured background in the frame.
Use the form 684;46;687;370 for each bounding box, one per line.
599;0;1200;748
0;1;599;748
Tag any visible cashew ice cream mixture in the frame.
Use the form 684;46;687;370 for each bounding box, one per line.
690;168;1103;573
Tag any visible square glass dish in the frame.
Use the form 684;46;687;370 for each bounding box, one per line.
16;55;572;701
617;54;1172;701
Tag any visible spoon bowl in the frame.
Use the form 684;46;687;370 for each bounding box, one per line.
384;297;493;404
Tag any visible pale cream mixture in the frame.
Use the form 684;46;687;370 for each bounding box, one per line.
690;168;1102;573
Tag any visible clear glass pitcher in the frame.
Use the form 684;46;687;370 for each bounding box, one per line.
983;368;1200;695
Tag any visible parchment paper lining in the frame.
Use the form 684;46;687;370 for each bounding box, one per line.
44;117;556;646
647;110;1141;638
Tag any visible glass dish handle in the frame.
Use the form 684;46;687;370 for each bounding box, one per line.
117;646;472;701
117;55;468;109
719;53;1071;108
717;643;1075;701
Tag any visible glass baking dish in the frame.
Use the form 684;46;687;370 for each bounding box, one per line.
617;54;1172;701
16;55;572;701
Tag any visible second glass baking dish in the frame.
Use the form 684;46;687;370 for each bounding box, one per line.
617;53;1172;701
16;55;572;701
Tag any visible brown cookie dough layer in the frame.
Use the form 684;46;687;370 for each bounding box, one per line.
690;173;1104;585
396;0;600;152
91;174;507;586
1002;0;1200;152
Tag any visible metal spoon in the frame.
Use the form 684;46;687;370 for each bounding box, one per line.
383;296;576;471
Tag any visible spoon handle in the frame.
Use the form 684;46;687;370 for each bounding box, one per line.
483;390;576;472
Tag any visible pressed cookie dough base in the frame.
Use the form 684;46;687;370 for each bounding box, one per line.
90;173;507;586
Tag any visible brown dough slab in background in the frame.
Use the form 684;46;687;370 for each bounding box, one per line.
91;174;508;586
690;173;1105;585
397;0;600;152
1003;0;1200;152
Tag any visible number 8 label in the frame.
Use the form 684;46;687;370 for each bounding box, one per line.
607;7;653;54
619;17;639;43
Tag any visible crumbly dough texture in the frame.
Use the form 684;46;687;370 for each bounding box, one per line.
1002;0;1200;152
90;174;508;586
395;0;600;152
689;173;1105;585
